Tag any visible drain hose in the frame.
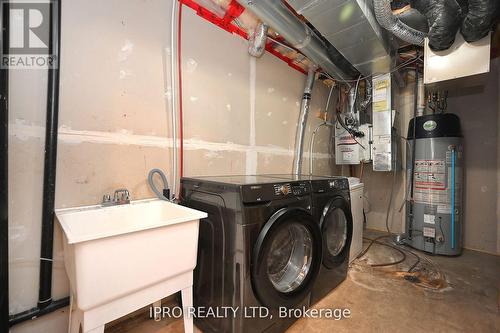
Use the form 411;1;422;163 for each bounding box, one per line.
148;168;169;200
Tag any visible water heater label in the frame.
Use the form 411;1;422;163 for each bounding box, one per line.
414;159;446;190
423;227;436;238
424;214;436;224
423;120;437;131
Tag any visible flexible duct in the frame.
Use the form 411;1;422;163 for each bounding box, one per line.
248;22;268;57
237;0;359;82
411;0;462;51
374;0;427;46
293;67;316;176
460;0;500;42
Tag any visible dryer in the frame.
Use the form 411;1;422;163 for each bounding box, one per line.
180;175;323;333
306;176;352;305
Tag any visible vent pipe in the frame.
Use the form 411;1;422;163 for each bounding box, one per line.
237;0;358;82
293;67;316;176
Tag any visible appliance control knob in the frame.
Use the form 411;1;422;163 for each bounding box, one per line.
280;185;289;195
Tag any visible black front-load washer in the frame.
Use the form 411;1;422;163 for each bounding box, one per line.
309;176;352;305
180;175;322;333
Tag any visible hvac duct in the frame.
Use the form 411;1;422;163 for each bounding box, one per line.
293;67;316;176
411;0;462;51
374;0;426;46
248;22;268;57
461;0;500;42
237;0;359;81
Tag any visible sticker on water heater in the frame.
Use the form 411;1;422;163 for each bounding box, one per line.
437;205;451;214
424;214;436;224
423;227;436;238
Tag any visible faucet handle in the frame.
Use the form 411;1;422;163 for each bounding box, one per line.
113;188;130;203
102;194;112;205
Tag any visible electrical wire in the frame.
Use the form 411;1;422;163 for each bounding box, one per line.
359;236;406;267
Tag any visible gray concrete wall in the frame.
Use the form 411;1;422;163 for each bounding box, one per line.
8;1;335;332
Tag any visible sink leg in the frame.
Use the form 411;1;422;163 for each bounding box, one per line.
69;294;82;333
181;286;194;333
152;300;162;321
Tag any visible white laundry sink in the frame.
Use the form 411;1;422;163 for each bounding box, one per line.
56;199;207;333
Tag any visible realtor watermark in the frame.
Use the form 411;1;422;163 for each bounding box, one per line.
149;306;352;321
1;0;57;69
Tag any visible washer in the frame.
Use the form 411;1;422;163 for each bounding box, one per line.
180;175;323;333
266;175;353;305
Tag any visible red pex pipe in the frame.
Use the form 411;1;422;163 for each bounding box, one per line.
179;0;306;75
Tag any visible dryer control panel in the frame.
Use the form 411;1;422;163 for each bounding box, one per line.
242;181;310;203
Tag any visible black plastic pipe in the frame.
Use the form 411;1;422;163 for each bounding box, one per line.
37;0;61;310
9;0;70;326
1;2;10;332
9;297;69;327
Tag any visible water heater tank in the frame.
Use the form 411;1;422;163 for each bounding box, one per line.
405;114;463;255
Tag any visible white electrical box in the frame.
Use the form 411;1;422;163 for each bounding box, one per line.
424;32;491;84
335;122;372;165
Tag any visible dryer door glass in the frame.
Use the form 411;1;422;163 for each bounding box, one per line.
321;197;352;269
266;223;313;293
324;208;347;256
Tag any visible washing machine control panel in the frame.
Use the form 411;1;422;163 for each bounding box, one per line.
272;182;309;197
242;181;311;203
274;184;291;196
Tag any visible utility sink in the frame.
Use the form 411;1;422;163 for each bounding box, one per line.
56;199;207;333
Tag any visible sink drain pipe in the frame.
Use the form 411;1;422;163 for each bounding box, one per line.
9;0;70;326
1;2;10;331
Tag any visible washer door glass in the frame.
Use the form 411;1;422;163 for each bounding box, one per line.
266;223;313;293
323;207;347;257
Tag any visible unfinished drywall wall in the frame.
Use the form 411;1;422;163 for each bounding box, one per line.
8;1;335;332
363;59;500;255
446;58;500;255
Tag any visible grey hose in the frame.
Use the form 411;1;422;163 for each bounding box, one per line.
148;169;169;200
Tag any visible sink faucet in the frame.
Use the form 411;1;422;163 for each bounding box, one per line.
102;188;130;206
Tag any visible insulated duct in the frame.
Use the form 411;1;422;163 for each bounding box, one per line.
411;0;462;51
374;0;426;46
461;0;500;42
248;22;268;57
293;67;316;176
237;0;359;81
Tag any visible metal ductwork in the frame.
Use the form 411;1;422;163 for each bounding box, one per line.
237;0;359;81
374;0;426;46
287;0;395;76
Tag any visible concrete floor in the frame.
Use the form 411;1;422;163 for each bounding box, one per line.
106;231;500;333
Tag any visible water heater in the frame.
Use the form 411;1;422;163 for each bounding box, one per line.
405;114;463;255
